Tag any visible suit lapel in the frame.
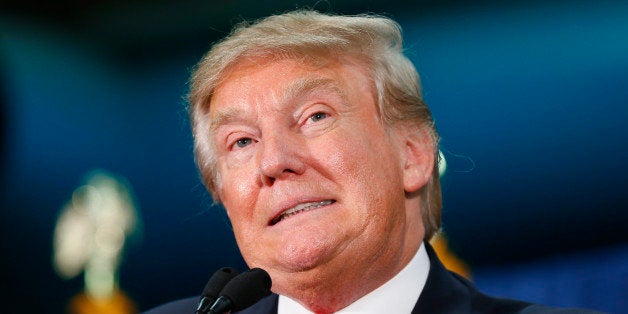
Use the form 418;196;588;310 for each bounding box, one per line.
413;242;531;314
411;242;474;313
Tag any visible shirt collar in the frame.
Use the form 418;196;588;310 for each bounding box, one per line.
278;242;430;314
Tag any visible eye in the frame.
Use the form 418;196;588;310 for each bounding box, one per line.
309;112;328;123
235;137;253;148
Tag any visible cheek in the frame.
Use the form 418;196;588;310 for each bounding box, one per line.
218;167;258;221
319;146;371;200
325;138;388;209
335;131;404;205
331;135;397;182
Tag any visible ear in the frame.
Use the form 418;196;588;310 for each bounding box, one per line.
398;126;435;193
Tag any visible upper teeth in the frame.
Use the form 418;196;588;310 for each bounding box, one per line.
278;200;333;221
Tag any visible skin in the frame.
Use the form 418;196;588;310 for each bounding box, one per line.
207;55;434;313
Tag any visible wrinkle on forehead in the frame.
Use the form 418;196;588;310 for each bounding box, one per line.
284;76;347;105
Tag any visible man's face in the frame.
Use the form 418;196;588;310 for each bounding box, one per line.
207;56;424;294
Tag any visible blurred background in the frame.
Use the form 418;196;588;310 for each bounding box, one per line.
1;0;627;313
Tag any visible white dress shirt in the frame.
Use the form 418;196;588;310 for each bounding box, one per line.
278;242;430;314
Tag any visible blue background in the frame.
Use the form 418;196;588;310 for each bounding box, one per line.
1;0;626;313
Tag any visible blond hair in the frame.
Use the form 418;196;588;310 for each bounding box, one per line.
188;10;442;240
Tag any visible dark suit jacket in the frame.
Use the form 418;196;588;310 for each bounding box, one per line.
144;242;602;314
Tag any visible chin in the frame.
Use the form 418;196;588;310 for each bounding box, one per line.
240;239;328;274
279;242;334;272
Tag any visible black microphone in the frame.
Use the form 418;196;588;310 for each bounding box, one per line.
208;268;272;314
196;267;240;314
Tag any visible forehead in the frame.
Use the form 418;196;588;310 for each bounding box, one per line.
221;56;341;86
209;56;375;117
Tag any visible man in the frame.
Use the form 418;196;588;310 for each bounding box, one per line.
147;10;600;314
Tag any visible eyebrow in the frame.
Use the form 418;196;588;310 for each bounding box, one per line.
210;107;244;133
209;76;346;133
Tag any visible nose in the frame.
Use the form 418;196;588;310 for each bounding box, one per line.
258;132;306;185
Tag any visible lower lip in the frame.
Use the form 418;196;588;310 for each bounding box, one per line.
271;200;336;226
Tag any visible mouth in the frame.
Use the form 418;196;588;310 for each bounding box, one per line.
269;200;336;226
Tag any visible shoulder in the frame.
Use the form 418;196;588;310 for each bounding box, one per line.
519;304;605;314
417;242;603;314
142;296;198;314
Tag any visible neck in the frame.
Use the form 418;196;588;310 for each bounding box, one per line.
274;239;422;313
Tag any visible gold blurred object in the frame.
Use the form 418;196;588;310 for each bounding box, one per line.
68;290;137;314
431;232;472;280
53;170;141;314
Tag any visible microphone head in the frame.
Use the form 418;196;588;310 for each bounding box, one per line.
201;267;240;299
219;268;272;311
